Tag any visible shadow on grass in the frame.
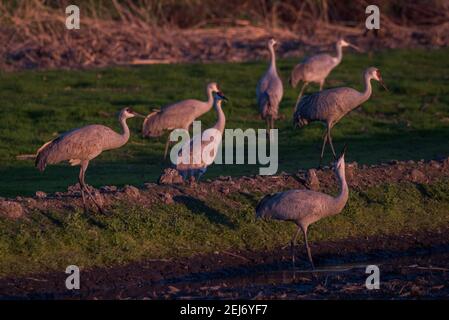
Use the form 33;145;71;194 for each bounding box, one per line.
174;195;235;229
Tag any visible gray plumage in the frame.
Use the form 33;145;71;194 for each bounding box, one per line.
256;38;283;132
289;39;360;107
142;82;222;158
175;92;228;182
36;107;144;213
256;148;348;268
293;67;387;167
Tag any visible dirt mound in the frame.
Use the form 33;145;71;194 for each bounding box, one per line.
158;168;184;185
4;157;449;219
0;200;24;219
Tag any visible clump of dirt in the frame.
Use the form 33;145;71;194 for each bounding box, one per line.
409;168;427;183
158;168;184;185
122;185;140;199
305;168;320;191
0;200;24;219
3;157;449;219
35;191;47;199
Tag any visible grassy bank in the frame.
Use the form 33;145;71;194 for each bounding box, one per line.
0;48;449;197
1;179;449;277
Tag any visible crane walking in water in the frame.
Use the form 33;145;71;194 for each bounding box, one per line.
289;39;360;107
256;146;348;269
142;82;224;159
175;91;228;181
256;38;283;134
35;107;145;213
293;67;387;167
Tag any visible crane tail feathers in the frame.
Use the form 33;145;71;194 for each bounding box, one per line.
292;95;311;128
142;110;164;137
35;150;48;172
35;138;59;172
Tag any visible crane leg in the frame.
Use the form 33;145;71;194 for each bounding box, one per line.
290;226;302;268
163;136;172;160
302;226;315;269
327;127;337;159
197;167;207;182
78;167;88;213
265;116;272;139
294;82;309;110
319;80;325;91
79;161;105;214
318;130;329;168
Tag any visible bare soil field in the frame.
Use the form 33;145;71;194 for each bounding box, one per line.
1;228;449;299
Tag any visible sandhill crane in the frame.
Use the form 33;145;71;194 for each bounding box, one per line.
35;107;145;213
256;146;348;269
293;67;387;167
256;38;283;133
289;39;360;107
175;91;228;181
142;82;223;159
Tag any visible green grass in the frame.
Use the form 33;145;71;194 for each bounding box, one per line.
1;48;449;276
1;48;448;197
1;179;449;277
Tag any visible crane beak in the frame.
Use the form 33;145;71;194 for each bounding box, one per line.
217;92;229;102
379;78;389;91
349;43;362;52
132;111;146;118
340;144;347;159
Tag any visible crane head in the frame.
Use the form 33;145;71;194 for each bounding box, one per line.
207;82;220;94
268;38;277;48
213;91;228;102
334;144;347;171
339;38;361;52
372;68;388;91
121;107;145;119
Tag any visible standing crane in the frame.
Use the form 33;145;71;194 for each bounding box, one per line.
35;107;145;213
175;91;228;181
293;67;387;167
142;82;223;159
256;146;348;269
256;38;283;134
289;39;360;107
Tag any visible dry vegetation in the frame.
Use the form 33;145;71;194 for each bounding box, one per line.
0;0;448;71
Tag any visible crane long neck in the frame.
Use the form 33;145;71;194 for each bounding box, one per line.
212;100;226;134
118;117;131;146
361;73;373;102
200;88;215;114
335;43;343;64
333;164;349;213
206;88;214;105
269;45;276;71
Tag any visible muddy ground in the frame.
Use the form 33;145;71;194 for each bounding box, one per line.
1;158;449;299
1;229;449;299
